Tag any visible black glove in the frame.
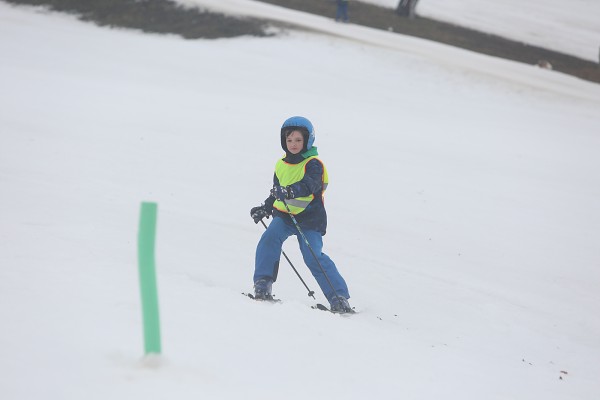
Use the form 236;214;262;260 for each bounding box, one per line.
270;185;295;201
250;205;271;223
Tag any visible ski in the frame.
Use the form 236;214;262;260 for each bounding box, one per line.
313;303;330;311
242;292;281;303
312;303;357;315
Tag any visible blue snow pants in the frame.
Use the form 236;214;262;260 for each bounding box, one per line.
336;1;349;22
254;216;350;302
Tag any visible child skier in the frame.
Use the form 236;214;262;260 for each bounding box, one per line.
250;116;353;313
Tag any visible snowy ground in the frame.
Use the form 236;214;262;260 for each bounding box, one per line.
1;1;600;400
359;0;600;62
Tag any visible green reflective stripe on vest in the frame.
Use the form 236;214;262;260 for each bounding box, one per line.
273;156;328;215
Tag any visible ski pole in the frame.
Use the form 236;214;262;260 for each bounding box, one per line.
280;200;341;300
259;219;316;299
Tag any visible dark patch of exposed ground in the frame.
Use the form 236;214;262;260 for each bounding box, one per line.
3;0;599;84
2;0;272;39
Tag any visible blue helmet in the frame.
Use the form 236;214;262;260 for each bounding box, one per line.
281;116;315;151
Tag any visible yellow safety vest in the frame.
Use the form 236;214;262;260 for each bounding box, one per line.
273;156;329;215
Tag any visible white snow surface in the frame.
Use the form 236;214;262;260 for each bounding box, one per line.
1;1;600;400
359;0;600;62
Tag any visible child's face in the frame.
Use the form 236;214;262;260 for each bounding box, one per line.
286;130;304;154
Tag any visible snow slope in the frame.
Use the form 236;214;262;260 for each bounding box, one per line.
1;2;600;400
360;0;600;62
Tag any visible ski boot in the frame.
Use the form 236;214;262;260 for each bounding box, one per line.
253;279;273;300
329;295;354;314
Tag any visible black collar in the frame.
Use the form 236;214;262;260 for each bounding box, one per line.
283;152;305;164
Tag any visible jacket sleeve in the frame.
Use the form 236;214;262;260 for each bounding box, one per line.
288;159;324;198
262;173;279;209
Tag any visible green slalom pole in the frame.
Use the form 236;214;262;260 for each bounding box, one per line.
137;202;161;355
